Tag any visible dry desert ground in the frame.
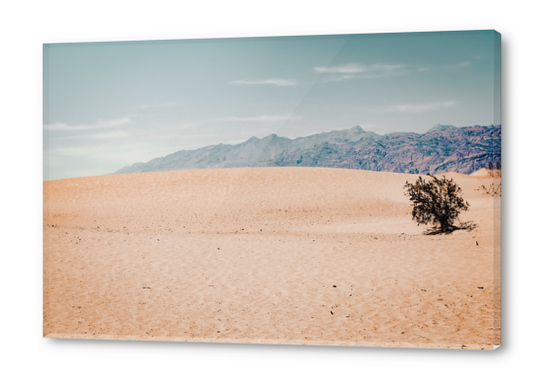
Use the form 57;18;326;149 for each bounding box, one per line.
43;167;501;349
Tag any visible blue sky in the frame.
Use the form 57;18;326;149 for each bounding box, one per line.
43;30;500;180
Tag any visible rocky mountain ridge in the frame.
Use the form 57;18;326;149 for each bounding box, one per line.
113;124;501;175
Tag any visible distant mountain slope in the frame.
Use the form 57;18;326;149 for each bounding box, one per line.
113;124;501;175
426;124;458;133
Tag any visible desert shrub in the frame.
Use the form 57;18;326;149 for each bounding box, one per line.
488;161;502;178
404;174;470;234
476;183;502;197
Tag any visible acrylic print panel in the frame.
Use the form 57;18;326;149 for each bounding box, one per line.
43;30;501;349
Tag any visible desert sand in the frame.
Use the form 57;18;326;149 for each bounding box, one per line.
43;167;501;349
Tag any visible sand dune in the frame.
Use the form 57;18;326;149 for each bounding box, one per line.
471;168;492;177
43;167;501;349
470;168;501;178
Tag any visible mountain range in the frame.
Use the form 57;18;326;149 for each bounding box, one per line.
113;124;501;176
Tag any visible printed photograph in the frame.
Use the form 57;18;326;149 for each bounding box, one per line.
43;30;501;349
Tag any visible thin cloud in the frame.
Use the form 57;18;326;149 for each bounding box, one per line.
231;78;298;87
227;114;301;122
44;117;130;131
320;74;357;82
320;72;398;82
314;63;404;74
314;63;406;82
315;61;470;82
386;101;459;113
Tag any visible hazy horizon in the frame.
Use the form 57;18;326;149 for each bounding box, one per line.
44;31;501;180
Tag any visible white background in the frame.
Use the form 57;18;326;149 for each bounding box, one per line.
0;1;540;378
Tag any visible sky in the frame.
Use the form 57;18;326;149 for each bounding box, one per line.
43;30;501;180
